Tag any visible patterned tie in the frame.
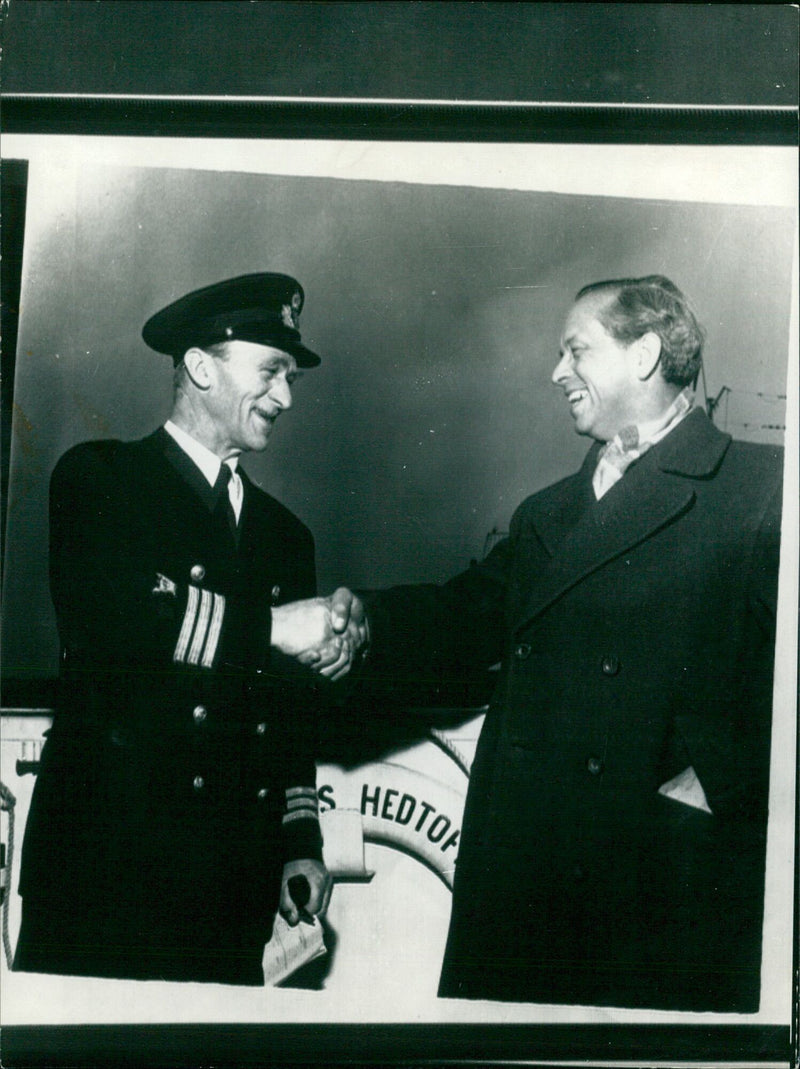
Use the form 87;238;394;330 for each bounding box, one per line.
213;463;238;539
592;424;648;500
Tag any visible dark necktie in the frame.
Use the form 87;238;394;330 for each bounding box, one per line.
213;463;238;540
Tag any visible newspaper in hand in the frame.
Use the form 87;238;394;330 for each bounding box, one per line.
262;910;327;986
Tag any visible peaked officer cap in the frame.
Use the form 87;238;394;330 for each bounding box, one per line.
142;273;321;367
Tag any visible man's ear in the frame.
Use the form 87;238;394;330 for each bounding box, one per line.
182;347;213;390
634;331;663;380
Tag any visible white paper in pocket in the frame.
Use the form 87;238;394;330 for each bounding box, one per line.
657;765;713;814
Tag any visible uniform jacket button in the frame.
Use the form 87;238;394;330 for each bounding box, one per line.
257;787;269;800
256;722;267;736
601;654;620;676
271;585;281;604
514;642;532;660
193;775;205;791
586;757;604;776
190;564;206;582
192;704;208;724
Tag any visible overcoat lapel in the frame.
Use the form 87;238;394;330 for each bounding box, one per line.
524;445;599;557
512;408;730;633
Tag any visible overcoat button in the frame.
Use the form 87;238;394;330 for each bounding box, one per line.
514;643;532;660
193;775;205;791
271;585;281;604
190;564;206;582
257;787;269;800
192;705;208;723
601;655;620;676
586;757;603;776
256;722;267;736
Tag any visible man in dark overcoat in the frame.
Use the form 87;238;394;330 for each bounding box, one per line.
14;273;358;985
320;275;783;1011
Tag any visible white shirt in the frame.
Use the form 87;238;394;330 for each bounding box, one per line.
164;420;243;523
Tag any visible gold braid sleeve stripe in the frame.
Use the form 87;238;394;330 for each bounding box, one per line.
173;585;226;669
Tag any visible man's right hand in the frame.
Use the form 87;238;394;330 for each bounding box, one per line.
271;588;368;680
328;587;368;645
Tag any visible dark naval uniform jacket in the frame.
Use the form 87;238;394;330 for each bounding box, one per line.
364;408;782;1011
15;428;324;985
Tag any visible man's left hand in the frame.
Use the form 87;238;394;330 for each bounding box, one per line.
279;858;333;925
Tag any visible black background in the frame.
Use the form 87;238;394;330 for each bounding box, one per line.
1;1;798;104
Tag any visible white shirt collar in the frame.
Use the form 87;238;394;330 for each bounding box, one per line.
632;387;694;449
163;420;239;487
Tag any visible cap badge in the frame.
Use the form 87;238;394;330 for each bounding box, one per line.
281;296;301;330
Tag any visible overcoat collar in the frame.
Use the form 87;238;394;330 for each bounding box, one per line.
513;408;730;632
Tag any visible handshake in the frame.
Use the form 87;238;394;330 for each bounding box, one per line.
271;588;368;681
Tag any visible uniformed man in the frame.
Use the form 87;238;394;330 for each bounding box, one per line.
14;273;357;985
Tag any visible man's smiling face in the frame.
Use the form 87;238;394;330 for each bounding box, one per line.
205;341;300;456
552;294;642;442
